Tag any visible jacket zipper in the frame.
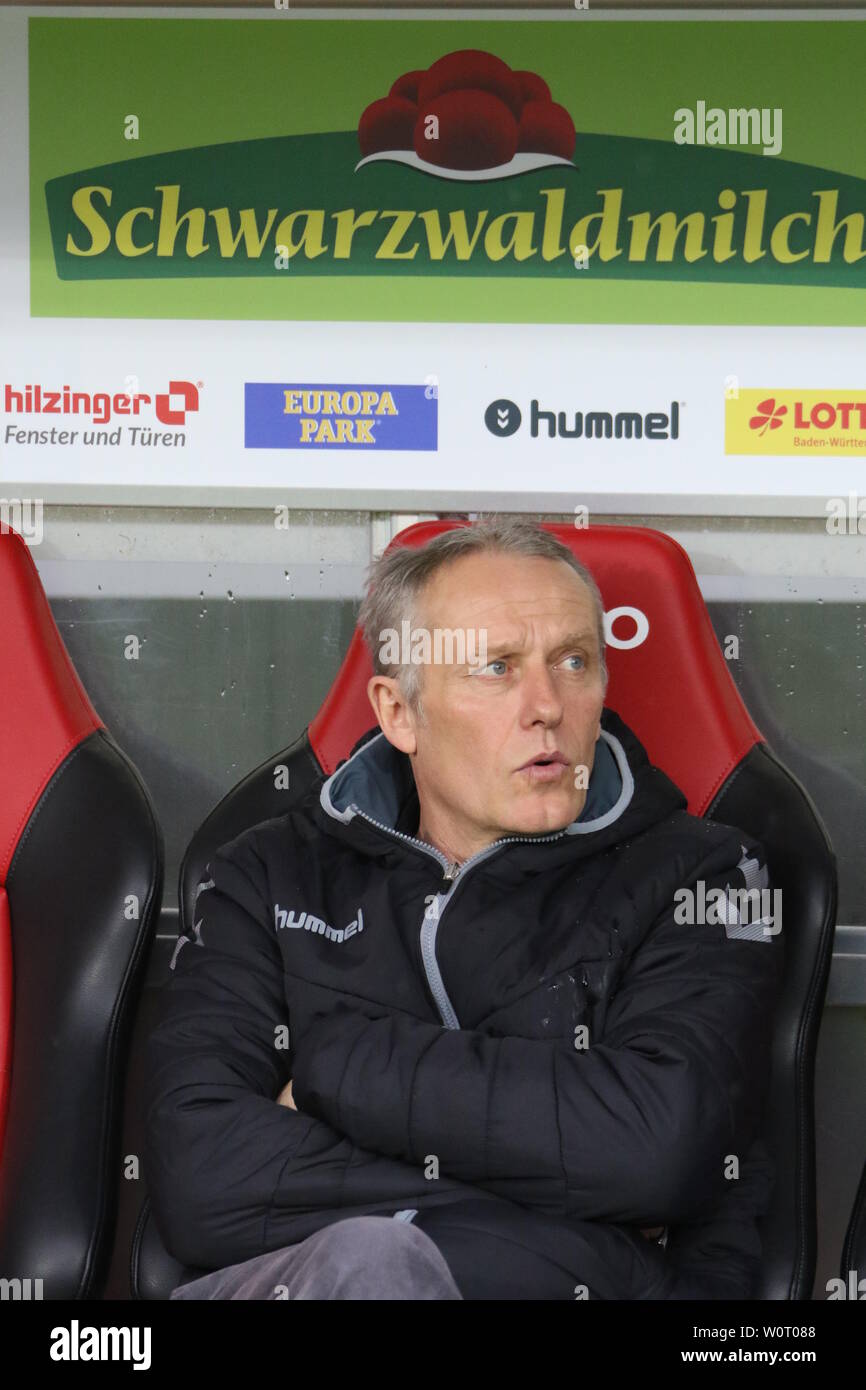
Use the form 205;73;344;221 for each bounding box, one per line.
348;805;569;1027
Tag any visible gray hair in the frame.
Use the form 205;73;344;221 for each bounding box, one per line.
358;516;608;712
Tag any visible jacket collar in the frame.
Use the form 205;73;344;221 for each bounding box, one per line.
316;706;685;863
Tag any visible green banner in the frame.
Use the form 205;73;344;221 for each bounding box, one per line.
29;15;866;324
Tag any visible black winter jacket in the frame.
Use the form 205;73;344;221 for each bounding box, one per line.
143;706;785;1299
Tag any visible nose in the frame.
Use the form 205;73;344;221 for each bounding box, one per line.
519;659;564;728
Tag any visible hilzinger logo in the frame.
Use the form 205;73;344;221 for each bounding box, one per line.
274;904;365;943
154;380;199;425
485;398;680;441
4;380;200;427
4;380;200;450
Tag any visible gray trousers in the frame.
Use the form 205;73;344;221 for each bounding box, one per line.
169;1215;464;1300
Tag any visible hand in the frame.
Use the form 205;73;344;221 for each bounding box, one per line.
288;1003;374;1124
276;1078;297;1110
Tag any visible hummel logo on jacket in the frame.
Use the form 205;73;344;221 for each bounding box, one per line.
274;904;365;943
143;706;784;1299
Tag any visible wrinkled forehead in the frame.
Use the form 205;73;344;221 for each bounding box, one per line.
416;552;599;639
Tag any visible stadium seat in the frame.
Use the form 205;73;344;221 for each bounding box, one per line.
839;1158;866;1300
0;525;164;1299
132;519;837;1301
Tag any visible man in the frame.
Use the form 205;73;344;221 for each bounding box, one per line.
143;517;784;1300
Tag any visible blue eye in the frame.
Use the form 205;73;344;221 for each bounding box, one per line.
474;658;508;676
561;655;586;671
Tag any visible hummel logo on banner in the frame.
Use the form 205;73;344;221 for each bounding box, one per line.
274;904;364;943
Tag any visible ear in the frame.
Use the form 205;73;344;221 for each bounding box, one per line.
366;674;418;756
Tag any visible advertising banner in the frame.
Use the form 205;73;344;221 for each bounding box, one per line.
1;6;865;511
28;12;866;325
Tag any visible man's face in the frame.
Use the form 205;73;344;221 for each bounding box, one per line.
370;550;607;860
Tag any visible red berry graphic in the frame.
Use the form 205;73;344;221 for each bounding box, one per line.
358;96;417;156
517;99;576;159
389;69;426;104
513;70;551;104
418;49;523;121
415;88;518;170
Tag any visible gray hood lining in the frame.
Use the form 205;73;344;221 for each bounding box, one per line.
566;728;635;834
319;726;634;837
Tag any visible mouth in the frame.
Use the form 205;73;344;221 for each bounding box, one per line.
517;751;570;782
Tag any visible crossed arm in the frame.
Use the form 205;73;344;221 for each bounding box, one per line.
276;1077;663;1240
145;830;782;1271
285;848;783;1229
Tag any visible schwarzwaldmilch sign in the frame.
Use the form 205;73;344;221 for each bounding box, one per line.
29;17;866;324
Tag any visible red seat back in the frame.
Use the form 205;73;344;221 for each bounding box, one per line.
0;530;103;1157
310;520;762;813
